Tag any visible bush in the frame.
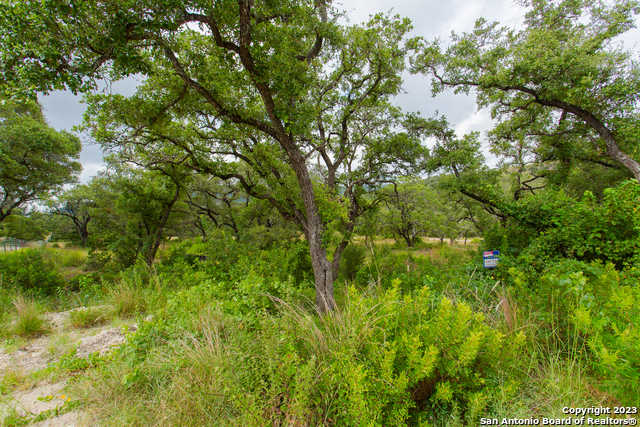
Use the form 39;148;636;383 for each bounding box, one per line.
85;249;113;271
0;249;64;296
11;295;49;337
80;282;524;426
504;260;640;404
338;244;366;281
0;287;14;327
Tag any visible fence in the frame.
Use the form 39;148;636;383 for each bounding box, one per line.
1;238;27;252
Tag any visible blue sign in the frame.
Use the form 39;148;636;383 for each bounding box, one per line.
483;250;500;269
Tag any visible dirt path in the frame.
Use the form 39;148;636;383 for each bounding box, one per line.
0;307;135;426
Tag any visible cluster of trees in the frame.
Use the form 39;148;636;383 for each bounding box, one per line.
1;0;638;311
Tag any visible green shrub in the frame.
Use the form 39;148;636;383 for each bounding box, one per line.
81;282;524;426
85;249;113;271
486;180;640;268
282;241;313;285
0;249;64;295
504;260;640;404
338;244;366;281
0;287;13;327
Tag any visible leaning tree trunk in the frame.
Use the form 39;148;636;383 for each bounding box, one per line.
548;102;640;181
286;142;337;313
143;185;180;267
582;111;640;181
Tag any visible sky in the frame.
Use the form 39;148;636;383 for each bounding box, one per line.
39;0;639;182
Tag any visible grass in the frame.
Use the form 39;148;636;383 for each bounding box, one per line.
0;336;28;354
42;248;88;268
493;353;605;419
46;333;75;357
0;369;25;396
67;307;111;329
10;296;49;337
108;279;148;317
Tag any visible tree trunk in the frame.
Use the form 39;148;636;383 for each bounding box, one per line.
79;218;89;247
603;135;640;181
403;234;414;248
80;227;88;247
194;218;207;241
309;245;337;313
69;217;89;247
285;140;337;313
145;240;161;267
582;112;640;181
143;185;180;266
544;100;640;181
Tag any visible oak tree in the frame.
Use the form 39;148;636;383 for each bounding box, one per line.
412;0;640;181
1;0;422;311
0;98;81;222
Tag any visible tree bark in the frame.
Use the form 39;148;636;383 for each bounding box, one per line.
79;222;89;247
403;234;415;248
309;247;337;313
143;185;180;266
549;100;640;181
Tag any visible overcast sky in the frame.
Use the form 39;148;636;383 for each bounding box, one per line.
39;0;639;182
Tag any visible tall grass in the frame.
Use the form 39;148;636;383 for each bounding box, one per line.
109;280;147;317
68;306;111;328
11;296;49;337
107;266;167;317
44;248;88;268
73;283;527;426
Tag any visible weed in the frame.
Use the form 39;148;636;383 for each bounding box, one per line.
108;269;151;317
0;369;25;396
11;296;48;337
67;307;111;329
46;333;74;357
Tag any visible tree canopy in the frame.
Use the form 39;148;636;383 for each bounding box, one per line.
412;0;640;181
0;0;426;310
0;98;81;222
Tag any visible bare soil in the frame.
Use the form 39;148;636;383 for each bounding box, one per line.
0;306;134;426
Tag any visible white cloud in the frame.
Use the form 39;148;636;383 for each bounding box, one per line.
79;162;106;184
454;108;492;137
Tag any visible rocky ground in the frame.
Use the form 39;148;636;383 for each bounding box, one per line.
0;307;135;426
